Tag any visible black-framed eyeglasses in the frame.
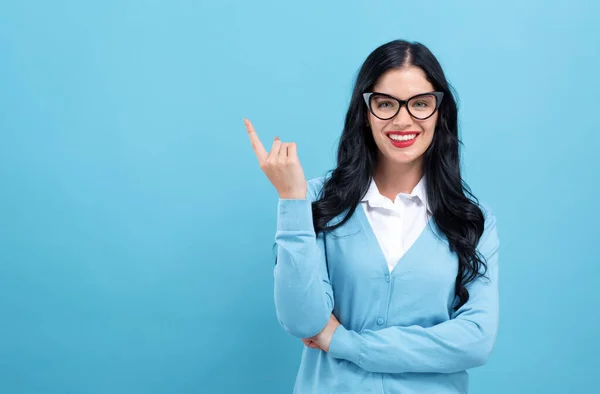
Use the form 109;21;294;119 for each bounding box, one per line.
363;91;444;121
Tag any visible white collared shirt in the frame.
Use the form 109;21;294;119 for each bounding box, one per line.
360;176;431;272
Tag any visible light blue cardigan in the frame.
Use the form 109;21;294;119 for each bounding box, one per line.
273;176;500;394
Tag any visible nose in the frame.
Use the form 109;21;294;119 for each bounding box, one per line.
392;104;414;128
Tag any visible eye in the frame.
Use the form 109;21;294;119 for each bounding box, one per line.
377;100;394;108
412;100;429;108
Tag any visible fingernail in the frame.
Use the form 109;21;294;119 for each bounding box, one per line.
274;136;280;140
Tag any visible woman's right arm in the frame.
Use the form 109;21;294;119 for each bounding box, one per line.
273;179;334;338
242;118;333;339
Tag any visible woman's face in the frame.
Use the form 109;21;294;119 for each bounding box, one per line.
367;67;439;168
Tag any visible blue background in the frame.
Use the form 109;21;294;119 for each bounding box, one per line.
1;1;598;393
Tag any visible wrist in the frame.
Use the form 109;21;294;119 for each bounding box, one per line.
279;192;307;200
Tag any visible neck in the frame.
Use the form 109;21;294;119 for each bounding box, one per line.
373;159;424;200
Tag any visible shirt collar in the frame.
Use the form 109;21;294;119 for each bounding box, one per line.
361;175;431;213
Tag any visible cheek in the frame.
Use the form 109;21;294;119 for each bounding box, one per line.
415;119;436;149
422;116;438;134
419;119;437;140
370;119;388;138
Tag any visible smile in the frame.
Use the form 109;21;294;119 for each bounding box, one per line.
388;133;417;141
385;131;420;148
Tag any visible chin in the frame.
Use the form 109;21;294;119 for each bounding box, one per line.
391;155;422;166
382;147;425;165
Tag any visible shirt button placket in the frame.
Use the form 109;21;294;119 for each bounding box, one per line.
377;273;391;326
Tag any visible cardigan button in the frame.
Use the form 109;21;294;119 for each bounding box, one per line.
385;274;390;283
377;317;384;325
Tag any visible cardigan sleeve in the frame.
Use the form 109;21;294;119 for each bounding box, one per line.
328;213;500;374
273;178;334;338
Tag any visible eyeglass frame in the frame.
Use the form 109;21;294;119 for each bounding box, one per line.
362;91;444;121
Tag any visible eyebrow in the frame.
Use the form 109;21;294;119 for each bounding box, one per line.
372;92;435;101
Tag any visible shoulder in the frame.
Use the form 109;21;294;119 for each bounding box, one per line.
478;202;496;225
306;176;328;202
476;202;499;252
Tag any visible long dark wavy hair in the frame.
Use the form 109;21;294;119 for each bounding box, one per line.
314;39;487;310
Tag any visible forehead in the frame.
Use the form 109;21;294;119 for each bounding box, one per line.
372;67;434;99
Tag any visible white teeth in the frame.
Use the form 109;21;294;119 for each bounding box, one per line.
388;134;417;141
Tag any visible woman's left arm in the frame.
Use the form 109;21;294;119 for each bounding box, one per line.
326;214;500;374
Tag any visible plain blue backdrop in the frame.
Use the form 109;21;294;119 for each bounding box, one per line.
1;1;598;393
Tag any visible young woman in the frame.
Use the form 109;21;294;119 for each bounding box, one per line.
244;39;499;394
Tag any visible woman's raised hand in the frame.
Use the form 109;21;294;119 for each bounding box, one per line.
244;118;307;200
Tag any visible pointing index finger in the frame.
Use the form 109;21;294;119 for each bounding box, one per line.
244;118;268;163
